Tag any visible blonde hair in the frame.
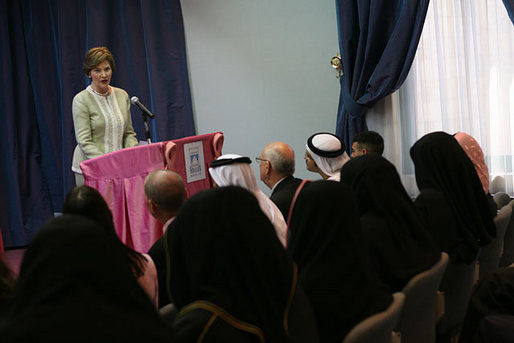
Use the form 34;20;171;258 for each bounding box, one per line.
83;46;116;76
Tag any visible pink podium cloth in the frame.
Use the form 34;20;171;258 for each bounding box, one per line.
81;132;223;253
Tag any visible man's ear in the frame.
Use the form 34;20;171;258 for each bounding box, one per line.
265;161;272;175
150;200;158;213
145;196;157;214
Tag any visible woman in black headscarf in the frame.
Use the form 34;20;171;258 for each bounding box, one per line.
0;215;173;343
287;180;392;343
340;154;440;292
410;131;496;263
63;185;158;307
459;267;514;343
166;186;318;343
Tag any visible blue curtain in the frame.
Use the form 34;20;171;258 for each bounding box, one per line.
335;0;430;151
504;0;514;24
0;0;195;247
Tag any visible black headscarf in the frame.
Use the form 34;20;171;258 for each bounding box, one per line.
288;180;392;343
340;154;440;292
459;267;514;343
63;185;146;277
410;132;496;262
167;186;296;342
0;215;173;343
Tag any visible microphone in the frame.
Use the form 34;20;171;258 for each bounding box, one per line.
130;96;155;119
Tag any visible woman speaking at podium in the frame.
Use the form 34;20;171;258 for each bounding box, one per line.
71;47;138;185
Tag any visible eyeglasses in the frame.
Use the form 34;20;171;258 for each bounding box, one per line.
255;157;269;164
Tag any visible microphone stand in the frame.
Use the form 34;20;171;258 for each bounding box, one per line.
141;111;153;144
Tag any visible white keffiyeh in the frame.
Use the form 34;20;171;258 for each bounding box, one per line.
306;133;350;181
209;154;287;246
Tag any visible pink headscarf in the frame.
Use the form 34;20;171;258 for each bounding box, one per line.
454;132;490;194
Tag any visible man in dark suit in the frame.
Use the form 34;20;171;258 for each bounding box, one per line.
145;170;186;308
259;142;302;221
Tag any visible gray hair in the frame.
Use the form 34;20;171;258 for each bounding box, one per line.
262;144;295;175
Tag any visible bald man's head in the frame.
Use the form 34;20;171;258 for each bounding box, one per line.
144;170;185;221
259;142;296;189
262;142;295;176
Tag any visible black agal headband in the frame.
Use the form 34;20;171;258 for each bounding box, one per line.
307;133;345;158
210;156;252;168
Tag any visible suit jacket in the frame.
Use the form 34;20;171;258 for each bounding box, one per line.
270;175;303;221
148;217;176;309
147;237;169;309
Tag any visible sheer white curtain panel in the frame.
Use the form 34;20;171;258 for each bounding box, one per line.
366;0;514;196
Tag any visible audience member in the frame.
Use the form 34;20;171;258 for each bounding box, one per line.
459;267;514;343
304;132;350;181
145;170;186;309
351;130;384;157
209;154;287;246
410;132;496;263
63;185;159;307
144;170;186;234
410;132;496;342
477;315;514;343
258;142;302;220
340;155;440;292
287;180;392;342
166;186;319;343
454;131;498;217
0;215;174;342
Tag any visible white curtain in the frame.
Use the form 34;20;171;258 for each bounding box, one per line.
366;0;514;196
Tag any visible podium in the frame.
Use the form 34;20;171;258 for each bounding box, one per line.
80;132;224;253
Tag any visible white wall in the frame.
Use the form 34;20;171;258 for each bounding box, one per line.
181;0;340;192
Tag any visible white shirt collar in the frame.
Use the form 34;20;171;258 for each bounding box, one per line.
163;216;175;234
271;176;288;193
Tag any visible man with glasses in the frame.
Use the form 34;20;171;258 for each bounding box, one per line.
258;142;303;220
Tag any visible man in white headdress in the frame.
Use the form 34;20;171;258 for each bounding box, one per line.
304;132;350;182
209;154;287;247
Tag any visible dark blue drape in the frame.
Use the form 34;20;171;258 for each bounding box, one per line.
335;0;430;151
0;0;195;247
503;0;514;25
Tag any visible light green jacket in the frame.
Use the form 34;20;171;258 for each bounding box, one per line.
72;86;138;173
